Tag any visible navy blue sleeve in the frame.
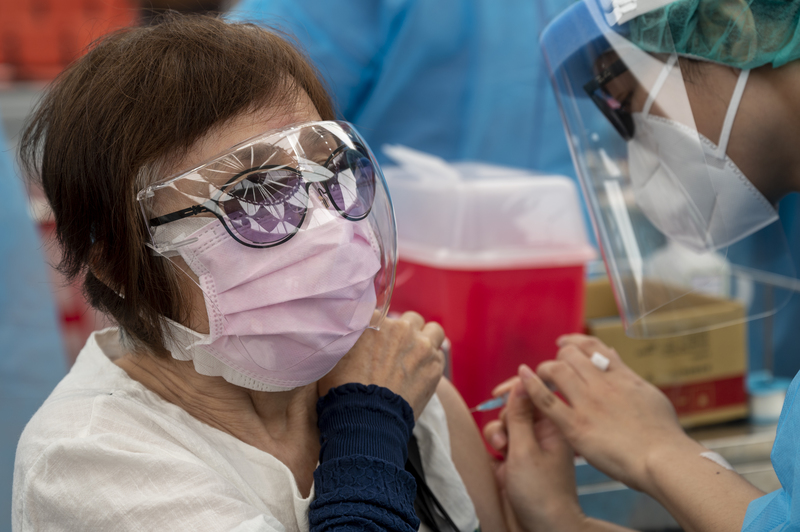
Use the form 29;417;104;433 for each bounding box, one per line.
309;383;420;532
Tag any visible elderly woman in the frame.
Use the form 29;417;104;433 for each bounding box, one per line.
12;16;506;531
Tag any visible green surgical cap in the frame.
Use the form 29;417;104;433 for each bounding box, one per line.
629;0;800;69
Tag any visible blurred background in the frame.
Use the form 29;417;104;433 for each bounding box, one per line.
0;5;228;531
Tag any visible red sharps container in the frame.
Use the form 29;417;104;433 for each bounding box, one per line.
384;149;596;429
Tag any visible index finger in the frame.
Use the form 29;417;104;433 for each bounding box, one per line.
558;344;610;381
518;365;576;433
556;334;621;364
492;376;521;398
400;311;425;330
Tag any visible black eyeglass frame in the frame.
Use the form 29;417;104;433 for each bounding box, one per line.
583;59;635;141
147;142;376;249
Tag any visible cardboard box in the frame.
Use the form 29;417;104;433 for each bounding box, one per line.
585;278;748;427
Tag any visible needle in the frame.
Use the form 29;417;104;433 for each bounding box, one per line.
470;393;508;413
469;352;611;413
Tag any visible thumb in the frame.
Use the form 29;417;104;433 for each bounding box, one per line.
505;381;540;460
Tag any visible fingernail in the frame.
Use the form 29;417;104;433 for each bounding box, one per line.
519;364;535;380
514;383;528;397
556;336;567;347
491;432;507;450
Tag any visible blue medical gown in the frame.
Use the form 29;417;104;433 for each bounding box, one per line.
743;370;800;531
0;112;65;532
229;0;576;177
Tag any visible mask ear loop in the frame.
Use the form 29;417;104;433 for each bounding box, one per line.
642;54;679;117
709;69;750;161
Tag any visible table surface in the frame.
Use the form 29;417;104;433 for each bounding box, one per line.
577;419;778;531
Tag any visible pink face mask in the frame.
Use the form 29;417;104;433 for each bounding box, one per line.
139;122;397;390
155;212;381;391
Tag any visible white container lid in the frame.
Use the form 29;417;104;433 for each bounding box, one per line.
383;146;596;271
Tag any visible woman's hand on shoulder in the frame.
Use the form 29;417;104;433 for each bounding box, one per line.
318;311;445;418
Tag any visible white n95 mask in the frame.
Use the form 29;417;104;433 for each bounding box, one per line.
628;66;777;253
540;1;798;338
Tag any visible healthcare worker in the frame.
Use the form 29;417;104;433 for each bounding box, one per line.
228;0;575;176
0;105;65;532
481;0;800;531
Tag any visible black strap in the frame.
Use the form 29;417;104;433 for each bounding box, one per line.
405;435;461;532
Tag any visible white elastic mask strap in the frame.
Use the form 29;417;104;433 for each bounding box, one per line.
609;0;676;25
642;54;678;116
712;69;750;160
148;216;215;257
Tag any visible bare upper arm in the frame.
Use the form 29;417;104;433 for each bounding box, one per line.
436;377;508;532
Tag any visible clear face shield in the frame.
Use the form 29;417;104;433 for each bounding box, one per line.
541;0;795;338
137;121;397;390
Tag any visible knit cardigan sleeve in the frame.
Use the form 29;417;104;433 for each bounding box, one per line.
309;383;419;532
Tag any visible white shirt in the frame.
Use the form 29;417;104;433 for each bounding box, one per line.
13;328;479;532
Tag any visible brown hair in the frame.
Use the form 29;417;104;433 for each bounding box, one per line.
19;14;335;356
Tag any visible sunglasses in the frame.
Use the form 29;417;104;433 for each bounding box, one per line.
583;59;635;141
148;142;377;248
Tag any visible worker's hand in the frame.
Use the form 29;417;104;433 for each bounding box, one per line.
483;381;586;532
318;311;445;419
510;334;691;493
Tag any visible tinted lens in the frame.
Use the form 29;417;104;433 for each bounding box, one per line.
588;90;635;140
584;59;635;141
221;168;308;245
326;148;376;219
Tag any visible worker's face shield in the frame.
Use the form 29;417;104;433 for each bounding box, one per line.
541;0;795;338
